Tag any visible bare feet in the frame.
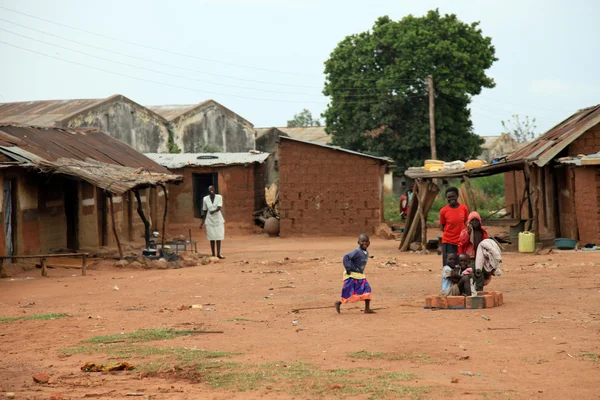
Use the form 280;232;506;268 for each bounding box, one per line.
335;301;341;314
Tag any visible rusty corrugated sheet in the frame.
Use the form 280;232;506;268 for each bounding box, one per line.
274;126;331;145
0;99;102;126
508;104;600;166
0;124;170;174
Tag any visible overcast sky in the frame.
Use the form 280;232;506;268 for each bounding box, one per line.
0;0;598;137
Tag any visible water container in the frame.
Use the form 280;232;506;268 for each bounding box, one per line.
518;231;535;253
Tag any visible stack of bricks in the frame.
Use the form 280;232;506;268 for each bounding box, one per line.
424;291;504;309
278;139;387;236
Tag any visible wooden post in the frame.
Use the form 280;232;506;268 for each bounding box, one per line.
427;75;437;160
419;188;427;248
512;171;520;218
569;166;579;240
134;189;151;250
41;257;47;277
400;184;423;252
108;194;124;260
81;254;87;276
524;163;534;231
160;184;168;250
462;176;477;211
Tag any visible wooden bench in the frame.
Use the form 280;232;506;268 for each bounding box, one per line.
0;253;89;277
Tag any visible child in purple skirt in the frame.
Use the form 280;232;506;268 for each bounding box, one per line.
335;234;374;314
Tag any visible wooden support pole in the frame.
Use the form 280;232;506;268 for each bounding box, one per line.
569;166;579;240
81;253;87;276
160;184;168;250
41;257;47;277
463;176;477;211
108;195;124;260
134;189;151;250
512;171;519;218
524;163;534;232
427;75;437;160
0;258;5;278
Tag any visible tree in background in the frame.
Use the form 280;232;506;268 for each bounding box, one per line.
287;109;321;127
502;114;537;143
322;10;497;171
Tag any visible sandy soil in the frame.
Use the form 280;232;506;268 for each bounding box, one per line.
0;229;599;399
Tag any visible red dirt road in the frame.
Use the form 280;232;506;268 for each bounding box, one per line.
0;232;599;399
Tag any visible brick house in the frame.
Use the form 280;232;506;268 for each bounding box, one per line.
277;136;392;236
145;152;269;231
0;124;181;257
504;105;600;244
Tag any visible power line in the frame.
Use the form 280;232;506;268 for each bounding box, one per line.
0;7;423;86
0;5;317;77
0;25;420;98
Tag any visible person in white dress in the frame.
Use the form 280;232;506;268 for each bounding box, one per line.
199;185;225;258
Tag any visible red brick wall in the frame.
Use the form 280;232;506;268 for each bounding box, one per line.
574;167;600;244
167;165;264;230
278;140;385;236
568;125;600;156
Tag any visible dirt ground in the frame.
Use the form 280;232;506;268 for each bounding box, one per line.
0;228;599;400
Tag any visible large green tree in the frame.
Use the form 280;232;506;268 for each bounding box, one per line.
323;10;497;171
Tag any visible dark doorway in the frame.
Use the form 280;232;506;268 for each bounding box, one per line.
64;180;79;250
192;173;218;218
97;188;108;246
3;179;16;261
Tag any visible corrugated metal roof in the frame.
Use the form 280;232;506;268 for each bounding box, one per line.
280;136;392;163
0;95;168;126
145;152;270;169
0;124;169;174
147;99;253;126
0;124;181;194
0;99;103;126
273;126;331;145
508;104;600;166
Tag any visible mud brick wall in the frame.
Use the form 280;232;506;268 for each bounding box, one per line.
167;165;265;230
568;125;600;156
574;167;600;244
278;139;386;236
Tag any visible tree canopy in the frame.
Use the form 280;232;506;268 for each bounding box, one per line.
322;10;497;171
287;109;321;127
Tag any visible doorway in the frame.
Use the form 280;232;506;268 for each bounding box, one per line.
3;179;16;260
192;173;218;218
64;180;79;250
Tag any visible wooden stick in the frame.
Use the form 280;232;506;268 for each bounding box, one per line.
81;253;87;276
400;182;423;252
0;253;88;259
419;186;427;248
291;305;334;312
41;257;48;277
160;184;168;250
108;195;124;260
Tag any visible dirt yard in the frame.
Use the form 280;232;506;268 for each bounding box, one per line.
0;230;599;399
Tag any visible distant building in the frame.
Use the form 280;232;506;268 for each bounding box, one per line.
0;95;170;153
478;133;522;163
148;100;255;153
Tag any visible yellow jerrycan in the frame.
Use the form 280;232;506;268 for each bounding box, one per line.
518;231;535;253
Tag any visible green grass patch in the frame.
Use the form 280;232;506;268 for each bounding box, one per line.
387;354;435;363
85;328;200;344
348;350;387;360
0;313;69;323
580;353;600;362
384;194;403;223
62;340;431;398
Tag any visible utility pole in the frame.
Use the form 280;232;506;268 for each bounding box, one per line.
427;75;437;160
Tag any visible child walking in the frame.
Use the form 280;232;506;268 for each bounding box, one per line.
335;234;374;314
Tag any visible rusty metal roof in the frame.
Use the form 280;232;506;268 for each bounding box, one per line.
508;104;600;166
271;126;331;145
0;95;168;126
147;99;253;126
0;98;103;126
0;124;182;194
280;136;392;163
0;124;169;173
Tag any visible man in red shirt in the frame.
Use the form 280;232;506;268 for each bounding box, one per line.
439;187;468;266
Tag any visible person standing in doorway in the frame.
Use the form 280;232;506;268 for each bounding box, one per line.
439;187;468;266
200;185;225;259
